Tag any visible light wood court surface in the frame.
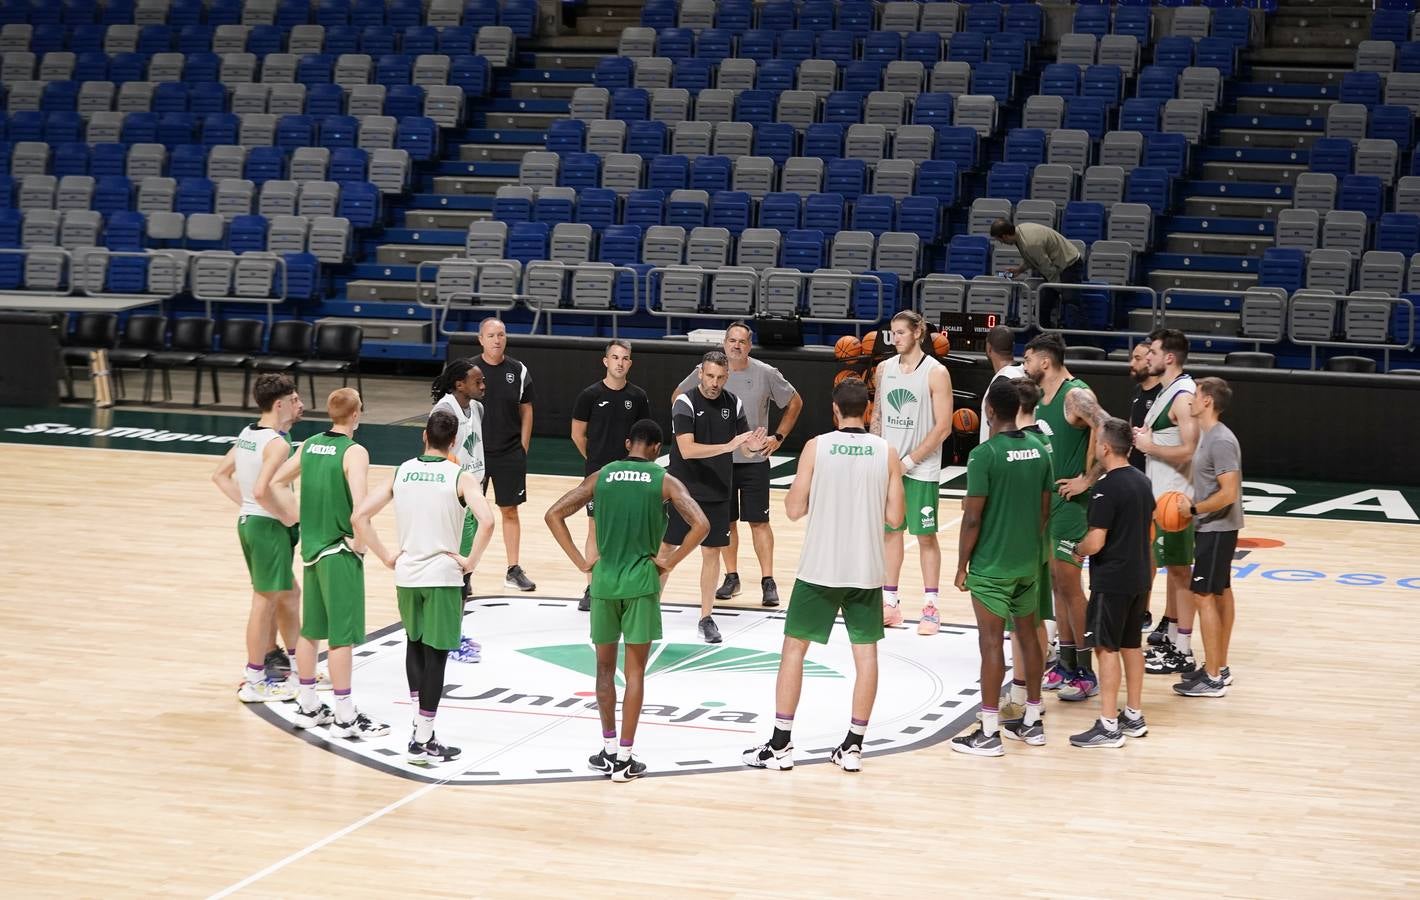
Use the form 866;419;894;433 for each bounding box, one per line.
3;442;1419;898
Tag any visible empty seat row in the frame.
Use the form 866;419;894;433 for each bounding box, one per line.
637;1;1044;42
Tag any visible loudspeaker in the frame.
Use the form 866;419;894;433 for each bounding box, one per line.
0;312;59;406
754;314;803;348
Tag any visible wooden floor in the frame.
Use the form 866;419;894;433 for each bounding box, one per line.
4;443;1419;898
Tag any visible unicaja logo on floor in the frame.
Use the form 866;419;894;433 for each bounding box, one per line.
248;598;991;784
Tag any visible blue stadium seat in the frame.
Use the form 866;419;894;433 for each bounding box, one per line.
230;215;269;254
94;176;133;216
1073;5;1111;38
546;120;586;155
611;88;649;121
338;181;380;228
758;1;795;33
843;61;884;95
395;116;439;161
691;155;732;193
1120;98;1163;133
493;187;532;223
754;123;796;165
45;112;83;144
122;112;159;145
1195;37;1237;78
904;32;944;66
110;52;146;84
760;192;802;230
1083;65;1123;108
987;162;1030;204
963;3;1002;35
897;195;940;244
778;30;816;64
1339;174;1385;219
783;228;825;271
936;127;978;171
797;0;835;32
1002;4;1042;42
863;32;903;65
53;142;89;177
1065;98;1109;141
666;189;707;228
1258;247;1306;293
851;194;895;236
624;189;665;229
1126;166;1174;213
739;30;777;65
1040;64;1080;98
307;83;345;117
716;0;752;35
320;116;359;149
1004;128;1047;167
912;93;953;127
329;147;368;184
153;83;189;115
627;120;668;157
710;191;752;235
439;26;474;54
696;29;734;65
317;0;351;26
179;24;213;53
158;113;198;148
576;188;617;230
1370;105;1414;151
245;147;286;184
278;0;310;27
825;157;867;199
674;58;714;92
1114;6;1152;47
804;191;846;234
1137;65;1179;103
277;116;317;152
946;234;990;279
658;28;694;61
1062;201;1107;245
948;32;988;65
1143;132;1190;178
171;146;207;181
532;188;571;225
989;33;1030;73
202;114;241;148
805;123;846;159
735;90;777;126
824;91;864;126
560;152;602;190
915;160;959;206
648;154;690;192
1309;138;1354;179
376;54;413;86
971;63;1014;102
185;53;221;85
1371;9;1410;43
758;60;798;94
641;0;676;29
326;26;360;54
507;222;550;265
250;25;284;57
74;52;109;81
1154;37;1194;70
1377;213;1420;256
402;26;439;56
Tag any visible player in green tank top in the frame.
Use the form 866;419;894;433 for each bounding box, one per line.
1023;333;1112;703
951;381;1054;757
546;419;709;783
271;387;389;740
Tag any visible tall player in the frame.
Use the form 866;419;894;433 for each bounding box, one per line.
1127;340;1163;638
950;381;1053;757
545;419;708;782
743;379;905;773
352;409;495;765
1023;333;1110;702
212;373;304;702
1131;329;1200;675
271;388;390;738
871;310;953;634
430;358;488;664
572;340;651;612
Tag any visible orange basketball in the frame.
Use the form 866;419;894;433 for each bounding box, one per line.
833;368;858;387
931;330;951;357
1155;491;1190;532
834;334;862;360
863;400;873;424
860;331;877;358
952;408;980;433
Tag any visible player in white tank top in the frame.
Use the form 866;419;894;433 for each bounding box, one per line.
796;429;894;588
391;455;468;588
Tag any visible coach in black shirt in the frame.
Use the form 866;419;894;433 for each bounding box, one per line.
665;350;767;644
570;339;651;610
1071;417;1155;749
1127;340;1161;472
477;317;538;592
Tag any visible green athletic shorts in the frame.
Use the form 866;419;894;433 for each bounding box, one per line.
590;593;663;645
1153;520;1195;568
459;508;478;556
1006;559;1054;632
397;585;463;651
237;515;298;594
885;476;940;535
1050;498;1088;566
784;580;885;645
301;549;366;647
966;572;1038;622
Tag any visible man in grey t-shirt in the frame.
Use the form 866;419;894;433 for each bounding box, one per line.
674;322;803;607
1171;377;1242;698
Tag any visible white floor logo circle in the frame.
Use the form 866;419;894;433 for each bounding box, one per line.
251;598;989;784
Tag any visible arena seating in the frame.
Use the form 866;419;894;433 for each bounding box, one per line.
3;0;1418;377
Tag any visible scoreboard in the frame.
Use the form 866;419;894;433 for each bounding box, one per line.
937;312;1000;353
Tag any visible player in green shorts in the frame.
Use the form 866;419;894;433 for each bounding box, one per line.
546;419;707;783
1025;333;1111;702
951;381;1054;757
743;378;905;774
353;409;495;766
211;372;305;703
271;387;390;740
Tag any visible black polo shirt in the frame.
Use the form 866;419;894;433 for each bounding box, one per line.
478;355;534;459
1128;383;1161;471
572;380;652;474
668;387;749;502
1086;465;1155;594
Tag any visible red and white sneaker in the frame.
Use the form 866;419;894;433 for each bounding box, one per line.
916;603;941;636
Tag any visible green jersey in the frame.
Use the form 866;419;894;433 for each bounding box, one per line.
1035;376;1090;516
298;430;356;564
590;459;667;600
1022;424;1056;564
965;431;1053;579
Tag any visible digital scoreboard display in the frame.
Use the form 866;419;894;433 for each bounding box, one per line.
938;312;1000;353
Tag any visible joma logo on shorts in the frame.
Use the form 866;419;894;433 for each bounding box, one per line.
306;444;337;456
1006;448;1042;462
605;470;653;483
829;444;874;456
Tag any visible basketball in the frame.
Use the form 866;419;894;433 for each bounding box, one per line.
931;331;950;357
833;369;857;387
834;335;862;360
863;400;873;425
1155;490;1190;532
952;408;979;433
860;331;877;358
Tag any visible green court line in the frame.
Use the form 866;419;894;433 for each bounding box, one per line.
3;406;1417;526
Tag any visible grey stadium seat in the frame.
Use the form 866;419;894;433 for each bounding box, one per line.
1275;208;1320;251
1306;249;1354;293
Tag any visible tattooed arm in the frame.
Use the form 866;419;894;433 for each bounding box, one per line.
1059;386;1109;500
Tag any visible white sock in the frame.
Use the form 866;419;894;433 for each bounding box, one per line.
1167;622;1179;643
1044;619;1058;646
335;693;356;722
923;590;939;608
1101;715;1119;732
883;589;899;607
244;664;264;684
1123;706;1143;721
1009;680;1027;706
1174;630;1193;654
297;682;319;712
603;732;618;755
1023;700;1043;726
617;743;632;762
415;713;435;744
980;708;1000;737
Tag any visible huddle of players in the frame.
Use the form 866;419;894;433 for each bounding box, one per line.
949;326;1245;757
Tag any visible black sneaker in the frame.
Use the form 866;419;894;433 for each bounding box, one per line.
504;565;536;592
949;726;1004;757
578;587;591;612
1180;664;1233;686
698;616;722;644
1118;709;1148;738
1001;716;1046;746
587;748;615;775
329;712;391;739
1145;645;1196;675
1172;673;1227;698
761;577;780;608
408;735;462;766
610;754;647;782
714;572;741;600
263;647;291;682
1139;610;1153;633
1070;719;1126;749
742;742;794;770
1147;617;1172;647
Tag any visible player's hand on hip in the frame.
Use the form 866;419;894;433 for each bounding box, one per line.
380;550;402;570
954;568;969;592
1057;475;1088;500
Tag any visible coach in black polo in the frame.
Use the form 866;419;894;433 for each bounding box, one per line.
477;317;538;593
665;350;767;645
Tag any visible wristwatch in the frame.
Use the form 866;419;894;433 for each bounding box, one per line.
771;432;783;442
1189;503;1198;516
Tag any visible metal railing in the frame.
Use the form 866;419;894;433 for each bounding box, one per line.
1158;286;1285;352
643;265;759;335
0;247;180;311
758;269;890;329
0;246;73;295
1030;279;1162;341
523;261;641;338
414;257;522;354
1288;295;1416;371
192;253;290;329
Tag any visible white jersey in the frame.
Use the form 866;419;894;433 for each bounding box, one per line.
796;429;892;588
980;364;1026;443
875;353;945;481
393;455;466;587
1145;374;1195;498
234;424;291;519
433;393;485;480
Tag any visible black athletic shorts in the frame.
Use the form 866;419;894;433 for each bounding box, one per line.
482;453;528;508
729;461;772;524
1192;529;1238;596
664;499;732;549
1084;591;1148;651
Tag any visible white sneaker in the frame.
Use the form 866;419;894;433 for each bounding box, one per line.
329;711;391;739
237;678;297;703
742;742;794;770
293;703;334;729
830;745;862;772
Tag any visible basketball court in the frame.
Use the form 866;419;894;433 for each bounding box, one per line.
3;408;1419;897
